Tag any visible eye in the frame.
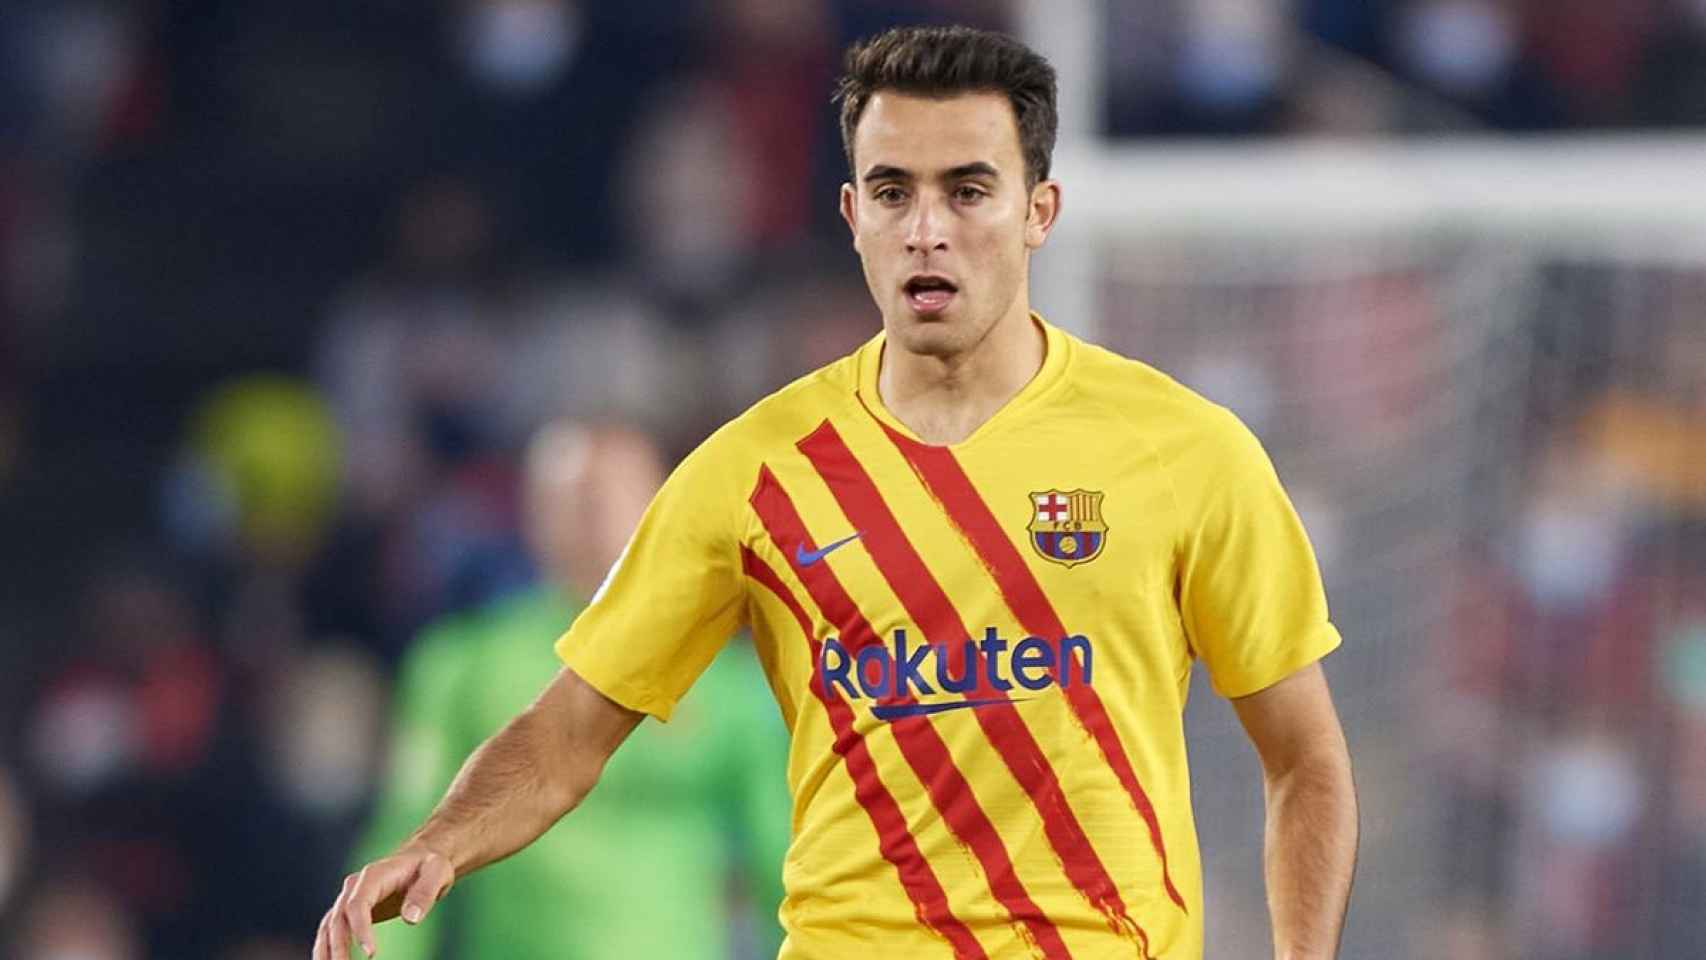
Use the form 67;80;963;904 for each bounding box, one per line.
954;184;987;203
874;185;907;204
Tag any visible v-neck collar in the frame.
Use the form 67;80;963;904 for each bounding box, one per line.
854;312;1072;451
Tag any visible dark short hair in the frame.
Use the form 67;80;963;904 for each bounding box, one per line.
834;25;1059;189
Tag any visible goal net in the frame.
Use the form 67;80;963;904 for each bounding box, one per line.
1034;136;1706;960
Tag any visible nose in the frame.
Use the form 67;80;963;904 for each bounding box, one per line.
903;192;949;254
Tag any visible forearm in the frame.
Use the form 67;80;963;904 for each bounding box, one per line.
406;702;600;876
1263;752;1358;960
315;670;639;958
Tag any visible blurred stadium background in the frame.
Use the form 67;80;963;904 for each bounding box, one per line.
3;1;1705;958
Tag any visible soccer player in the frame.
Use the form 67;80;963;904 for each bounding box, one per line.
350;421;790;960
314;24;1358;960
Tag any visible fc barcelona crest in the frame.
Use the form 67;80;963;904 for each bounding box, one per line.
1027;490;1108;567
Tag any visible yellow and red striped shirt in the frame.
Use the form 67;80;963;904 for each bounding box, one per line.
557;316;1340;959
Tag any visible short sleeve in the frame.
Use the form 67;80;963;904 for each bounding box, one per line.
1174;406;1341;699
554;434;747;721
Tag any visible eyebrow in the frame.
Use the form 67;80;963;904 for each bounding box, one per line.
861;161;1002;183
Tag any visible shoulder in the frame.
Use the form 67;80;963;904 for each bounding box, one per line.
1057;332;1279;528
1060;332;1248;446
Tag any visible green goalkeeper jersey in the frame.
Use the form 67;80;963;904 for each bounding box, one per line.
355;586;791;959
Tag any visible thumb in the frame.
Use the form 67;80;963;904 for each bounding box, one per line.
400;853;455;925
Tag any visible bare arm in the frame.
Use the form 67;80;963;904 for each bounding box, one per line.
313;667;644;960
1231;661;1359;960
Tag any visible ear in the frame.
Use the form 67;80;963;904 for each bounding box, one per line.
1024;179;1062;251
839;182;861;253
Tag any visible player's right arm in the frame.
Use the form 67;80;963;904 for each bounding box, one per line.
314;423;748;960
312;665;644;960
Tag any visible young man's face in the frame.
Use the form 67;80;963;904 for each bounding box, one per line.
841;91;1059;360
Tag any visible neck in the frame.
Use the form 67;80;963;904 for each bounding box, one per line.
878;302;1045;445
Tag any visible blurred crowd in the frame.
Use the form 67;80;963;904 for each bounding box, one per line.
1419;277;1706;960
1107;0;1706;134
1100;251;1706;960
1;1;1705;959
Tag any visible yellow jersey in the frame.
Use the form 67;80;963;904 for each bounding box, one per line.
557;316;1340;959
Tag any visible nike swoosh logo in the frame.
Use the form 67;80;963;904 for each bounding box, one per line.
795;532;863;567
870;698;1032;721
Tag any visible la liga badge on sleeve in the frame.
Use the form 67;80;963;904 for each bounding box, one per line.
1027;489;1108;567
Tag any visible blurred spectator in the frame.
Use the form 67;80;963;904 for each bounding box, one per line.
27;554;221;792
437;1;688;262
1507;440;1631;623
456;0;583;97
164;375;342;570
10;877;143;960
618;81;765;306
261;646;388;821
495;273;688;449
1512;725;1646;958
354;420;792;960
1579;295;1706;510
1174;0;1295;130
22;1;164;158
704;0;836;246
21;551;226;953
318;178;504;520
1524;0;1658;126
1392;0;1518;101
316;179;534;645
1107;0;1706;133
159;373;398;670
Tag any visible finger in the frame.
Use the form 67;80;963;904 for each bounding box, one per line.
330;875;358;960
400;852;453;925
318;904;346;960
345;868;383;958
328;905;352;960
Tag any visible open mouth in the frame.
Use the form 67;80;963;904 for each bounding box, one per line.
903;274;959;315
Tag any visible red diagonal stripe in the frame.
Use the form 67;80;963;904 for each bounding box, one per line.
800;421;1153;952
740;545;988;960
870;410;1189;913
750;466;1068;958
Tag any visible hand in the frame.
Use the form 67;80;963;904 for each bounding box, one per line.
311;843;455;960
